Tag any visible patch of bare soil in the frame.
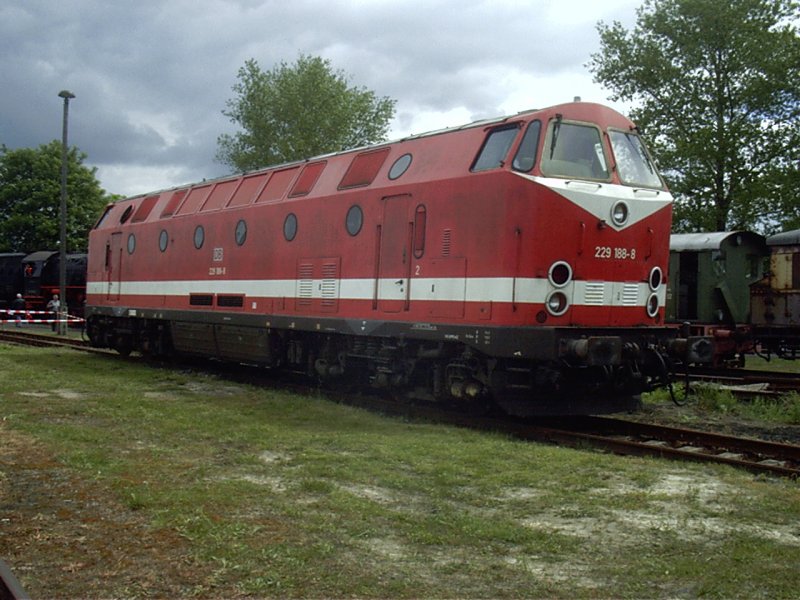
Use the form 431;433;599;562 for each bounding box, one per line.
0;425;220;599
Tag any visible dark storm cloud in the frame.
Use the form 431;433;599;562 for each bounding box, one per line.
0;0;638;196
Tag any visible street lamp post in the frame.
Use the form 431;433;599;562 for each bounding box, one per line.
58;90;75;336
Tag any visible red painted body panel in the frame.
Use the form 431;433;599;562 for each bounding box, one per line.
86;102;672;331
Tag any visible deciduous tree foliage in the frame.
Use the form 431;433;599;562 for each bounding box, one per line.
0;141;110;253
217;55;396;171
589;0;800;233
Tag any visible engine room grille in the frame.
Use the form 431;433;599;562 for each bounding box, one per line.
583;282;605;305
442;229;452;257
622;283;639;306
295;258;340;312
320;261;339;310
297;263;314;306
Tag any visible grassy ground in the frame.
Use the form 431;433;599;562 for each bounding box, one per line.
1;344;799;598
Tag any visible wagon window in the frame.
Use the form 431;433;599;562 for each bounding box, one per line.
388;153;412;180
290;161;326;197
339;149;390;189
160;189;188;218
159;230;169;252
119;205;134;224
345;205;363;236
257;167;299;203
284;213;298;241
235;220;247;246
194;225;205;249
132;195;160;223
94;205;113;229
471;125;519;172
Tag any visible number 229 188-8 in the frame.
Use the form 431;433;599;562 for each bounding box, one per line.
595;246;637;260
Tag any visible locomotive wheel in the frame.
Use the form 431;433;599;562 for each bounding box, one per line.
114;335;133;357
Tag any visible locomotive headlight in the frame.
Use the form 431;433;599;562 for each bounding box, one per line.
548;261;573;288
648;266;663;291
546;291;569;316
611;201;629;226
646;293;660;318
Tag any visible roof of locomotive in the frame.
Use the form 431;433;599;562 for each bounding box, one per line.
670;231;765;252
766;229;800;246
112;101;628;203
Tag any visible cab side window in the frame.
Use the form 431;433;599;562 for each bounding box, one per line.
512;121;541;172
471;125;519;172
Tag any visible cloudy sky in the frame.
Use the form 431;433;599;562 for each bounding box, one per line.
1;0;641;198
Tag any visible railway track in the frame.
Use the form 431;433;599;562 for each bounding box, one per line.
680;365;800;397
0;329;90;350
3;329;799;477
361;399;800;478
521;416;800;478
0;559;28;600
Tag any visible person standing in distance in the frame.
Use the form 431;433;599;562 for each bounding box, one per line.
11;293;26;327
46;294;60;332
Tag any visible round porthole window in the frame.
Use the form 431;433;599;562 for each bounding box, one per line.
235;219;247;246
346;205;363;236
159;230;169;252
388;153;412;180
194;225;205;249
284;213;298;241
127;233;136;254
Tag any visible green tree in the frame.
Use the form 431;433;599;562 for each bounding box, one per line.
217;55;396;171
589;0;800;232
0;141;110;253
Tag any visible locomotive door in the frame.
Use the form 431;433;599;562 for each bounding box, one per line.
106;232;123;301
377;194;413;313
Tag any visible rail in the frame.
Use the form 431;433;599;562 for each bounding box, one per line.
0;559;29;600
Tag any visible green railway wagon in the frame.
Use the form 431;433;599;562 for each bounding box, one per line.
668;232;767;325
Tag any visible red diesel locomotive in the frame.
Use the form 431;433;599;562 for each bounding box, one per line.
85;101;710;415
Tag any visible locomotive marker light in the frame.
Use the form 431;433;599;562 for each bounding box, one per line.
548;261;573;287
646;293;660;318
57;90;75;336
611;200;629;227
546;290;569;316
649;266;663;291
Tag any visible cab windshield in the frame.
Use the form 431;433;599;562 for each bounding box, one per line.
608;130;663;189
540;120;609;180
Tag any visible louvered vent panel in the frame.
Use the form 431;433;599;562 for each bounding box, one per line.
297;263;314;306
584;282;605;305
622;284;639;305
442;229;452;257
321;261;339;311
